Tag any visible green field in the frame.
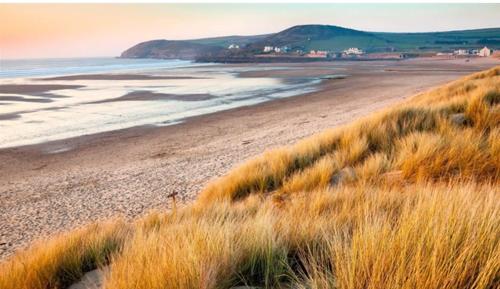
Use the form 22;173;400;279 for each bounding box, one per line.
193;26;500;53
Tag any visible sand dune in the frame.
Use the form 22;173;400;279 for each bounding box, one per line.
0;57;497;259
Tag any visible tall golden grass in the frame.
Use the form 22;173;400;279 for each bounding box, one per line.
0;219;131;289
0;66;498;289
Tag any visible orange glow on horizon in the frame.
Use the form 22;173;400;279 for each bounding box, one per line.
0;4;193;59
1;3;499;59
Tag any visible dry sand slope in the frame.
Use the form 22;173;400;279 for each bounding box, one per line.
0;57;497;259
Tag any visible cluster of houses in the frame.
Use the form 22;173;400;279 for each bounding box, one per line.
437;46;493;57
305;50;329;58
343;47;364;55
227;43;496;59
259;45;365;58
304;48;365;58
263;46;291;53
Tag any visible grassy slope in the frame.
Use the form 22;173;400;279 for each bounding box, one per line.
251;26;500;53
305;36;389;52
189;34;271;47
304;29;500;52
372;28;500;51
0;67;499;289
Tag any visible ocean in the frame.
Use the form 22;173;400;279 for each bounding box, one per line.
0;57;321;149
0;57;201;78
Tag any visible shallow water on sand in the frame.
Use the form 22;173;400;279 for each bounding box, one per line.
0;58;322;148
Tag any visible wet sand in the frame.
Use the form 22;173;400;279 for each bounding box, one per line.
0;57;498;259
0;96;53;103
0;113;22;120
0;84;84;94
89;91;216;103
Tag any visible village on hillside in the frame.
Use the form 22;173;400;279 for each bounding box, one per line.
227;43;497;60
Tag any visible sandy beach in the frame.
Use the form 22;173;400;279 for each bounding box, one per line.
0;57;497;259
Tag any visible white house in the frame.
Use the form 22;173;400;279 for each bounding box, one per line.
306;50;328;58
343;47;364;55
263;46;274;53
479;46;492;57
262;45;290;54
228;44;240;49
454;49;469;56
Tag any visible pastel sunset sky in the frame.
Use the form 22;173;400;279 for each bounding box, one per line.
1;3;499;59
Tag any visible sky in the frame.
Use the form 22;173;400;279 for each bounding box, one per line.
1;3;499;59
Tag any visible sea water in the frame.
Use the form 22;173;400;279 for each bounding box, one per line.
0;57;202;78
0;58;321;149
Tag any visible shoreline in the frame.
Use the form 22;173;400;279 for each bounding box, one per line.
0;63;322;149
0;57;498;259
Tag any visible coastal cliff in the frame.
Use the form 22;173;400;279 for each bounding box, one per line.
120;40;223;60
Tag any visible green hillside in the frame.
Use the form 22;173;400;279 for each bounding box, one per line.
373;28;500;52
301;36;389;52
250;25;500;53
120;24;500;60
189;34;270;47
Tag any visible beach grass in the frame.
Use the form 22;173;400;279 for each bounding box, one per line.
0;219;131;289
0;66;498;289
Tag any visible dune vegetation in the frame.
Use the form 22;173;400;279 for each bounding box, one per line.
0;66;499;289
